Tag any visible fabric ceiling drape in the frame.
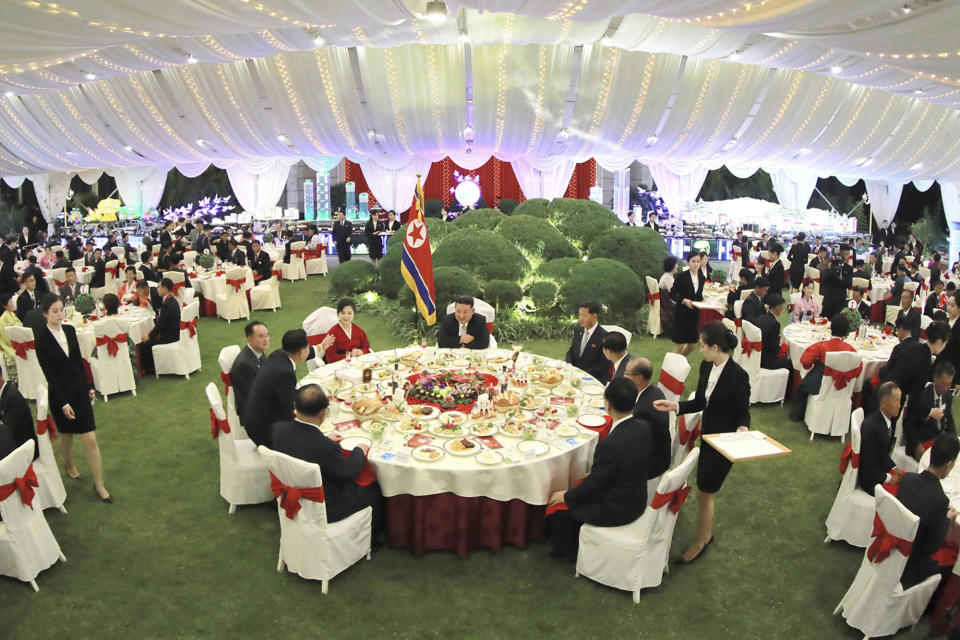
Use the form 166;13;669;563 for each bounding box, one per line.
647;163;709;216
358;157;433;212
106;166;171;215
511;158;577;200
864;180;904;231
221;158;297;214
771;169;817;211
941;183;960;268
29;173;72;222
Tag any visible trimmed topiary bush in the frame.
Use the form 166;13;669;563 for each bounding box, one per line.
535;257;583;283
497;198;519;214
512;198;549;218
424;198;445;219
528;280;559;310
450;208;506;231
483;279;523;309
587;226;668;282
386;216;449;250
433;266;481;311
330;259;377;296
548;198;621;249
376;243;404;297
559;258;646;318
432;228;531;282
496;215;579;263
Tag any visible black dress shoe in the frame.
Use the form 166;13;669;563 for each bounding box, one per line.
675;537;713;565
94;486;113;504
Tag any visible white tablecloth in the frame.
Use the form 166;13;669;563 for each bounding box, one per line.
782;322;896;392
70;306;155;358
190;267;254;300
33;266;94;292
299;348;600;505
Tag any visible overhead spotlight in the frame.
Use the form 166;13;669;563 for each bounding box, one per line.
855;157;873;167
914;88;924;94
85;72;97;80
728;53;740;61
425;0;448;22
902;4;912;13
3;91;13;98
646;135;659;145
600;36;613;47
196;138;206;146
722;137;738;150
124;145;133;152
911;162;923;170
458;32;469;44
830;65;843;74
463;124;474;137
557;128;570;143
187;55;198;64
276;134;287;142
367;128;377;140
313;36;325;46
798;147;811;155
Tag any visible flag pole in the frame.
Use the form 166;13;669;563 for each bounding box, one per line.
413;172;422;344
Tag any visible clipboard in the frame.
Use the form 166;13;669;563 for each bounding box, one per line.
702;431;792;462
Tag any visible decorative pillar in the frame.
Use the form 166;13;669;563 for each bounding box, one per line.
441;157;452;208
613;167;630;220
316;168;331;220
493;157;502;205
303;179;315;220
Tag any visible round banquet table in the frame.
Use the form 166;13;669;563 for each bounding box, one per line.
782;322;896;393
68;305;156;356
693;282;733;328
299;347;602;556
188;267;254;317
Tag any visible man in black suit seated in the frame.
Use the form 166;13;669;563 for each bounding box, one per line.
887;263;909;312
227;239;246;266
139;251;160;283
437;295;490;350
140;278;181;376
547;378;651;559
871;320;949;413
248;239;272;282
857;382;906;496
897;432;960;589
21;254;48;295
626;357;670;479
894;290;921;337
0;370;37;461
740;277;768;322
904;362;956;461
15;272;39;321
754;294;793;377
852;259;871;281
88;248;106;288
271;384;383;538
926;280;946;317
52;249;71;270
191;224;213;254
847;286;871;321
600;331;631;383
564;301;611;383
230;321;270;418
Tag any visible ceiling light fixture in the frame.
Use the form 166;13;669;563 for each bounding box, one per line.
911;162;923;170
123;145;133;152
914;88;924;94
458;32;469;44
367;128;377;140
728;53;740;61
646;135;659;145
3;91;13;98
276;134;286;142
196;138;206;146
463;124;474;140
425;0;448;22
557;128;570;143
85;72;96;80
187;55;198;64
600;36;613;47
313;36;324;46
902;4;912;14
798;147;811;155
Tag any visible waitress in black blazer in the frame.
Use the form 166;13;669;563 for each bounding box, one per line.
35;294;111;503
670;251;705;356
654;322;750;564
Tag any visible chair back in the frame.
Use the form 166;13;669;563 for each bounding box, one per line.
182;250;197;269
110;246;125;264
869;486;921;583
104;259;119;286
601;325;632;348
739;320;763;377
35;384;55;463
50;268;68;289
445;298;496;332
721;318;737;334
0;440;37;525
904;281;919;295
739;288;752;300
837;408;865;494
789;292;801;313
304;307;338;346
72;258;85;271
816;351;862;397
93;317;129;357
657;353;690;402
258;446;330;526
852;277;869;290
640;447;700;547
224;266;247;292
218;345;241;376
205;382;236;458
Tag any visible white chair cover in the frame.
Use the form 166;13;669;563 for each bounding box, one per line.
164;270;186;303
110;246;125;265
824;408;874;548
4;326;43;401
258;446;372;592
671;392;701;469
835;486;942;638
215;266;251;322
852;277;870;291
282;241;307;281
806;351;863;440
0;441;65;591
250;275;281;312
601;324;632;349
644;276;661;338
50;268;67;290
740;320;789;404
303;306;338;373
32;385;67;514
805;265;821;296
731;300;745;366
576;448;700;602
444;299;497;349
90;317;136;400
154;300;200;378
217;345;248;441
89;259;119;299
891;394;920;474
182;250;197;270
657;352;691;456
204;383;272;513
305;237;328;276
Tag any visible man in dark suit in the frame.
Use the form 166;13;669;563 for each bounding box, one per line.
766;243;785;298
191;225;212;254
564;301;611;383
870;321;949;412
894;290;922;337
847;286;871;321
88;248;106;288
627;357;670;479
135;280;161;312
821;247;853;320
248;239;272;282
0;236;19;296
230;320;269;418
271;384;383;536
331;210;353;263
140;278;181;376
857;382;906;496
887;263;909;309
897;432;959;589
437;295;490;350
925;280;946;317
227;239;246;266
740;277;768;322
58;267;82;304
15;272;38;321
903;362;956;461
139;251;160;283
600;331;631;383
158;221;174;248
547;378;651;559
936;291;960;387
21;254;48;295
754;294;793;376
0;373;37;461
243;329;314;449
52;249;71;270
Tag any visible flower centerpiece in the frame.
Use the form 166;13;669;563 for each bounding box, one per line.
405;370;499;411
840;305;863;335
73;292;96;317
196;253;215;270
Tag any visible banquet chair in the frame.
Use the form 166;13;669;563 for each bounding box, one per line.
50;267;68;290
824;408;873;548
852;277;870;292
109;246;126;269
739;288;753;301
250;275;281;312
644;276;662;338
165;271;186;303
217;345;248;441
204;383;272;514
601;325;632;348
4;326;44;401
919;315;933;342
575;448;700;602
658;353;691;458
215;266;251;323
303;306;338;373
885;304;900;327
282;241;307;281
180;287;196;305
32;385;67;514
805;265;821;296
154;300;201;379
89;259;119;299
305;240;329;276
891;395;919;474
444;299;498;349
806;351;863;441
0;441;66;591
671;395;701;470
182;250;197;270
834;486;941;639
89;317;136;401
258;445;372;592
72;258;85;271
731;300;745;366
789;292;801;316
740;320;789;404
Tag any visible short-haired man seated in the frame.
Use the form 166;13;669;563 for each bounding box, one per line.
564;301;611;383
437;295;490;349
271;383;383;539
601;331;631;382
903;361;957;461
546;377;651;560
790;312;861;422
626;357;670;479
857;381;906;496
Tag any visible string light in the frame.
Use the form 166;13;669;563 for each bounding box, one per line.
667;59;719;154
549;1;589;21
273;54;327;154
879;104;944;176
127;74;204;159
587;46;619;139
743;71;804;156
424;45;444;152
180;66;247;156
777;76;835;157
0;97;81;168
352;27;372;48
198;36;245;61
696;63;751;154
99;82;179;161
32;94;128;165
57;92;135;161
823;90;885;166
0;106;73;171
257;29;296;52
382;47;411;153
493;14;515;151
214;64;271;153
314;49;358;151
618;53;657;147
526;45;550;153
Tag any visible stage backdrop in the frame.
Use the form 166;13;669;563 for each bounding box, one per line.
344;157;596;217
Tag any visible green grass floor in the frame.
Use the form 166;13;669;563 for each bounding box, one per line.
0;274;943;639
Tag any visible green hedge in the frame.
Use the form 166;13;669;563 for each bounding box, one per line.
450;208;506;231
376;243;404;297
559;258;646;317
483;279;523;308
496;215;579;263
497;198;519;214
512;198;549;218
432;266;481;312
548;198;621;249
535;257;582;283
432;228;531;282
587;226;668;283
330;259;377;296
424;198;445;219
386;217;449;250
528;280;559;310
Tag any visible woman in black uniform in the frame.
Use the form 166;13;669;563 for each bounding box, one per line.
35;294;111;502
654;322;750;563
787;232;810;292
669;251;704;356
364;214;386;267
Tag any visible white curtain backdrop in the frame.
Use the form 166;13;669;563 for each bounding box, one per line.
771;169;817;211
647;162;708;216
511;158;576;200
358;157;433;212
864;180;904;230
942;182;960;268
29;173;72;222
913;179;936;192
107;166;170;214
174;162;211;179
303;156;343;173
221;158;297;214
2;176;26;188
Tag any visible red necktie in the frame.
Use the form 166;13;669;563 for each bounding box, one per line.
608;363;614;380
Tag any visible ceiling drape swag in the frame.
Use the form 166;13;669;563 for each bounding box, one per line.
771;170;818;211
357;157;433;213
864;181;905;231
647;163;709;218
511;158;577;201
29;173;72;222
106;166;171;215
221;158;297;215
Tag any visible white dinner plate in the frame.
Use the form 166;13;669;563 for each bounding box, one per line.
555;424;580;438
412;445;445;462
340;435;370;451
517;440;550;457
577;414;607;428
475;450;503;465
444;438;480;456
429;422;469;438
581;383;605;396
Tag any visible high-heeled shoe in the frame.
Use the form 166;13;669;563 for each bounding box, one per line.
94;485;113;504
675;536;714;566
66;468;81;480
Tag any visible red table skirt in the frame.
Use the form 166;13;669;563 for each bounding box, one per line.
697;308;724;329
871;301;885;324
199;297;217;317
385;493;546;556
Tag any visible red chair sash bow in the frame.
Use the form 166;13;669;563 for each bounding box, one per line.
778;341;789;358
54;278;67;288
741;336;762;357
290;248;306;258
838;442;860;474
733;317;742;328
659;370;685;396
96;332;127;357
36;416;56;439
677;415;701;450
732;246;742;256
823;365;859;390
180;318;197;338
272;268;283;280
171;280;185;295
269;471;325;519
0;463;38;509
307;332;328;347
11;339;34;360
104;265;118;277
220;371;232;395
651;485;692;513
209;408;230;439
647;291;660;305
867;513;913;563
226;277;244;292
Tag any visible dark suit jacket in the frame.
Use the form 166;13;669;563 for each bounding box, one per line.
88;259;105;288
678;359;751;436
249;250;271;280
436;312;490;350
564;416;651;527
0;382;37;460
15;289;37;321
230;345;264;418
741;292;764;322
896;306;922;337
857;410;896;496
879;336;918;380
34;324;92;419
0;424;17;462
565;324;611;383
59;282;82;304
270;419;369;523
937;319;960;385
753;311;784;369
879;340;931;405
242;350;298;448
888;274;906;304
925;294;944;318
903;382;955;453
149;296;181;343
849;299;871;320
139;264;160;283
633;384;669;478
609;353;632;381
767;260;785;296
191;234;211;254
22;264;48;294
897;470;951;589
229;249;247;266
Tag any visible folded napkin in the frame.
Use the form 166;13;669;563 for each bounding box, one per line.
475;435;503;449
406;434;433;448
340;448;375;486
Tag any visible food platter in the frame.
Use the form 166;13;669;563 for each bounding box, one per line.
444;438;481;456
412;444;445;462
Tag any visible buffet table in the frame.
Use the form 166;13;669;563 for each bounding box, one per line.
299;347;602;556
782;322;896;393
